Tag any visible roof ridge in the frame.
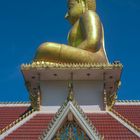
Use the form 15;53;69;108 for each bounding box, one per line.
116;100;140;103
0;101;30;105
72;100;102;135
39;99;104;140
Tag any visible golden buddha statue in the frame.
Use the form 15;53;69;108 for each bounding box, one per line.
34;0;108;63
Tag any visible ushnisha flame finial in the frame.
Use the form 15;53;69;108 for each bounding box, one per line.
68;0;96;11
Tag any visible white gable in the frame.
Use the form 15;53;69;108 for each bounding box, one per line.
40;101;103;140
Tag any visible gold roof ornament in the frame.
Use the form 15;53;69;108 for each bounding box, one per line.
67;73;74;101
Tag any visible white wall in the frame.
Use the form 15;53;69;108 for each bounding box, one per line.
40;80;104;111
41;81;68;106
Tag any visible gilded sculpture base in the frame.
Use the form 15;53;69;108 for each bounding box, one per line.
21;62;122;110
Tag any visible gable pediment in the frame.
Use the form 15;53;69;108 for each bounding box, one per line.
40;101;103;140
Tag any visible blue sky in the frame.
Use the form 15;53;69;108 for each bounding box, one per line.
0;0;140;101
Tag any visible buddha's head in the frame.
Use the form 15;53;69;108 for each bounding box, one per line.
65;0;96;24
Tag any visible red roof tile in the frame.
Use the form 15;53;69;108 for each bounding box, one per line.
5;114;54;140
113;105;140;129
87;113;139;140
0;106;29;130
2;106;140;139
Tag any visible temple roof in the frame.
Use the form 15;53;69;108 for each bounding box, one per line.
0;101;140;139
112;102;140;132
5;114;54;140
0;103;30;131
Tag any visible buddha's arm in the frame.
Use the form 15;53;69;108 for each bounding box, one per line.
77;10;103;52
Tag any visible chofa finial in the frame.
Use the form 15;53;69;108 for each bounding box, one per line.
67;72;74;101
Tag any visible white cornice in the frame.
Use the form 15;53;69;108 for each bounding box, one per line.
40;105;106;113
115;101;140;105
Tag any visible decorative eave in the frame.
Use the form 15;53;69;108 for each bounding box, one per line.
21;61;123;70
21;62;123;82
39;100;104;140
21;61;123;110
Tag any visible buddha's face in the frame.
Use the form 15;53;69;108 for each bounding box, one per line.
65;0;85;24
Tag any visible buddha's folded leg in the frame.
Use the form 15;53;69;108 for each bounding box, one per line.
34;42;107;63
35;42;61;62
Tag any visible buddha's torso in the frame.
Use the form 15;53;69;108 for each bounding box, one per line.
67;12;103;50
68;20;84;47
